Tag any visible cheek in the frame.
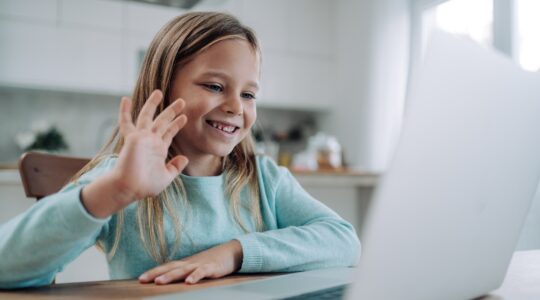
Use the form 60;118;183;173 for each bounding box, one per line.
244;104;257;129
183;101;210;124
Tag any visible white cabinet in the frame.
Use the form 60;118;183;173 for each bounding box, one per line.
294;172;377;237
0;0;185;96
0;0;336;111
0;19;124;94
0;0;57;22
61;0;123;31
259;53;334;110
122;2;188;92
124;2;185;35
242;0;336;111
242;0;333;57
123;33;153;93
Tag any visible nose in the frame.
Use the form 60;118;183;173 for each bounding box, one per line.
221;93;243;116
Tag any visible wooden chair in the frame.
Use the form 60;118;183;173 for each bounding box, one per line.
18;152;90;200
17;152;91;284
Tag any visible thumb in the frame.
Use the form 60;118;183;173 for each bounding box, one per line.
166;155;189;177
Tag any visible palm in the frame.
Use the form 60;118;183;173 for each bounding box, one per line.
114;90;188;200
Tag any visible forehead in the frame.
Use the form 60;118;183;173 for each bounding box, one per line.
179;39;260;81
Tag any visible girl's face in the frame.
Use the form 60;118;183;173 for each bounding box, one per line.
170;38;260;158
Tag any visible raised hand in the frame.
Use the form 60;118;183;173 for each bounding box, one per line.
81;90;188;218
112;90;189;201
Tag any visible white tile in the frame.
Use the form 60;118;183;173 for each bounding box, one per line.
0;19;123;93
0;0;57;22
123;33;155;93
0;20;61;85
71;28;124;92
260;52;334;109
243;0;334;58
60;0;123;31
242;0;289;52
125;1;186;35
194;0;244;19
286;0;334;58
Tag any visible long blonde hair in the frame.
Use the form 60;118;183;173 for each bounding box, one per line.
74;12;263;263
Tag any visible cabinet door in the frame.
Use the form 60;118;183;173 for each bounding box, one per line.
259;53;334;111
123;33;154;93
0;0;127;93
124;2;185;35
242;0;335;111
0;19;124;94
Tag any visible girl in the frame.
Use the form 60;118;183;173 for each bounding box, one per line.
0;12;360;288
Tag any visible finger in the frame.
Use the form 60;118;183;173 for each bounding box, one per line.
155;265;197;285
185;265;214;284
163;115;188;145
118;97;135;136
152;98;185;136
136;90;163;129
166;156;189;179
139;261;182;283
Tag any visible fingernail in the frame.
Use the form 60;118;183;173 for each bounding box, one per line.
156;275;166;283
139;273;148;281
186;276;194;284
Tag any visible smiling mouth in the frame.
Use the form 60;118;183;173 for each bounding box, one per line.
206;120;239;134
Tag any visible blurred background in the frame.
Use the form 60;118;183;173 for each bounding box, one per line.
1;0;539;282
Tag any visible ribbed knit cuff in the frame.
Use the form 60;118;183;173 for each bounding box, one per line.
236;234;263;273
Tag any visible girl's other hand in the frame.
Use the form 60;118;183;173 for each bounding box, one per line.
81;90;188;218
138;240;243;285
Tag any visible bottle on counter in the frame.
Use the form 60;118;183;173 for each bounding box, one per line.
291;132;342;171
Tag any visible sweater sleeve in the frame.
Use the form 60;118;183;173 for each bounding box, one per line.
0;158;115;289
236;158;361;273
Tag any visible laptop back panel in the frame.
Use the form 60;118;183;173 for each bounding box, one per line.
347;31;540;300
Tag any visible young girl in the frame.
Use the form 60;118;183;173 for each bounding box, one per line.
0;12;360;288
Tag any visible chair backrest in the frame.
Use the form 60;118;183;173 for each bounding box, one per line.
18;152;91;200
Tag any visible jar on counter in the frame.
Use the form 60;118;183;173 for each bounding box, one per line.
311;133;342;170
291;132;342;171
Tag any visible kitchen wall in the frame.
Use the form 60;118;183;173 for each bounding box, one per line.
0;0;412;171
0;0;335;165
0;87;118;163
0;86;323;164
324;0;410;172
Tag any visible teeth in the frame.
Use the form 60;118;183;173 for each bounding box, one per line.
210;121;236;133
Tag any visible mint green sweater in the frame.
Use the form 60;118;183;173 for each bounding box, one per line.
0;156;360;289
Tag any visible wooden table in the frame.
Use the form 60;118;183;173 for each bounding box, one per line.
0;274;272;299
2;250;540;299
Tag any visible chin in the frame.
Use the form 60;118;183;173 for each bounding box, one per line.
206;144;237;157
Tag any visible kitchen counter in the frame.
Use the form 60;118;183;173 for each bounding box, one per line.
291;169;378;188
0;168;379;187
0;169;21;185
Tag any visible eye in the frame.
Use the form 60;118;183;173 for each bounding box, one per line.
202;83;223;93
241;92;256;100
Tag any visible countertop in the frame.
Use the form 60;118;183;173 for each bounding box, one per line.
0;168;379;188
0;169;21;185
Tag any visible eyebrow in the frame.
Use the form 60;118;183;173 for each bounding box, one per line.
201;70;260;90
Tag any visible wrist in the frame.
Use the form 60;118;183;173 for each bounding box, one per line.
228;239;244;272
81;172;135;218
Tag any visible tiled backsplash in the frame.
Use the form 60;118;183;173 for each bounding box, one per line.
0;86;320;164
0;87;118;163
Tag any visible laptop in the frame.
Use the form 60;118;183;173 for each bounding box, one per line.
149;31;540;300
